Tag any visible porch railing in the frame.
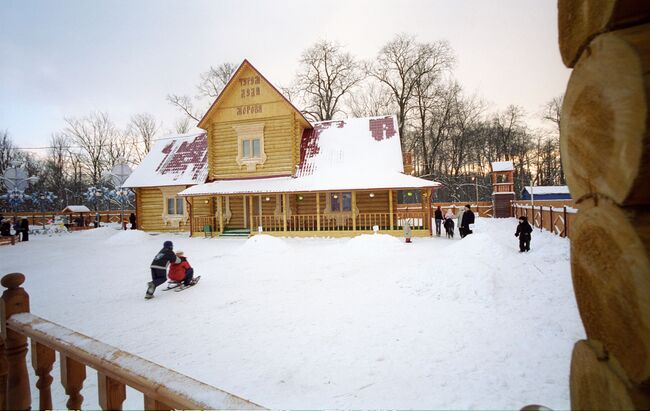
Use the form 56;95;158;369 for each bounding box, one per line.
0;273;265;410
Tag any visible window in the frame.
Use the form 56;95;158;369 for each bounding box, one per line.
330;192;352;212
167;197;184;215
242;138;261;159
397;190;421;204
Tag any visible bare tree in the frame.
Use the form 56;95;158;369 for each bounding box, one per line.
167;62;237;122
127;113;159;162
346;80;394;118
63;112;117;186
175;117;191;134
369;34;454;148
293;40;364;121
0;129;17;174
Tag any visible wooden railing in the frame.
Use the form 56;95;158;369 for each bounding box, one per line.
356;213;392;230
9;210;136;227
0;273;265;410
193;215;217;233
512;203;577;238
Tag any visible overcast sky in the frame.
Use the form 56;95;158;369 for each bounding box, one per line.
0;0;569;153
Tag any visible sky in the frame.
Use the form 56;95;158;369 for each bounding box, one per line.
0;0;570;155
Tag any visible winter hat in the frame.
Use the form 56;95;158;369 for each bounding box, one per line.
175;250;184;256
163;240;173;249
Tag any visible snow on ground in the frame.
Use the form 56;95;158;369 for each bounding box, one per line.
0;218;584;409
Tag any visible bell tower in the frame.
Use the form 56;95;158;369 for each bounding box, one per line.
491;161;515;218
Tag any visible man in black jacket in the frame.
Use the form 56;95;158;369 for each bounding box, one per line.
146;240;181;299
460;204;475;238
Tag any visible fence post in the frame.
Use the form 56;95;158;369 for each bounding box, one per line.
549;206;553;234
1;273;31;410
564;206;568;238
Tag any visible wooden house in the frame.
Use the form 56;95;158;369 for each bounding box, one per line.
520;185;571;200
125;60;440;237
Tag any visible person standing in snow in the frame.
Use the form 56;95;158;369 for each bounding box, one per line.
168;251;197;287
20;218;29;241
444;208;455;238
129;213;137;230
434;206;443;237
515;215;533;252
146;240;181;299
460;204;475;238
456;207;465;237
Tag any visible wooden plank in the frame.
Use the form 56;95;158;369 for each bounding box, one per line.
61;354;86;410
98;373;126;410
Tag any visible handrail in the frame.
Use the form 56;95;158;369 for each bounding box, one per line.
0;273;265;410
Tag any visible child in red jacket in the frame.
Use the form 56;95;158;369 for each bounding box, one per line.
168;251;196;287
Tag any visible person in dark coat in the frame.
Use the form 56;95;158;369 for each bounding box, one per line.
129;213;137;230
434;206;443;237
20;218;29;241
146;240;181;299
515;215;533;252
460;204;475;238
0;219;11;236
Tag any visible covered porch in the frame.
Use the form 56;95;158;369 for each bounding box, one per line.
188;189;434;237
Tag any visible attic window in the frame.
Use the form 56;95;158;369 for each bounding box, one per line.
233;123;266;171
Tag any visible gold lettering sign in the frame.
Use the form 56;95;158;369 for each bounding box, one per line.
235;104;263;116
239;76;261;99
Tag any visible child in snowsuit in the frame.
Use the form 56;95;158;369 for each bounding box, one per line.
147;240;181;299
443;209;455;238
168;251;195;287
515;216;533;252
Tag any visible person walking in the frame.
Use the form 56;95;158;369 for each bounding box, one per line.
460;204;475;238
146;240;181;299
434;206;443;237
20;218;29;241
515;215;533;252
456;207;465;238
129;213;137;230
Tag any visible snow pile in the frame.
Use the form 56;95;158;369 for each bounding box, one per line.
0;218;583;409
105;229;151;245
236;234;289;255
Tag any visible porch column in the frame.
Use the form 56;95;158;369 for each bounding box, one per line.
218;196;224;234
426;188;433;236
316;192;321;231
389;189;394;230
282;193;288;232
351;191;357;231
249;195;254;231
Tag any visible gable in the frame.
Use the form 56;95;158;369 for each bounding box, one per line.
198;59;311;129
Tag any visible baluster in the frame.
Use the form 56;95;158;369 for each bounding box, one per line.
144;395;172;410
1;273;31;410
98;373;126;410
31;341;55;410
61;354;86;409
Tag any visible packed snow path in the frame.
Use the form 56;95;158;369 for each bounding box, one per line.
1;218;584;409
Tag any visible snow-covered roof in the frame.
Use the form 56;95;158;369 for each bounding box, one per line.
62;205;91;213
491;161;514;172
523;186;571;195
180;115;440;196
123;132;208;188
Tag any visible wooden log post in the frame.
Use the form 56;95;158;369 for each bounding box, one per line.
563;206;568;238
351;192;356;232
98;373;126;410
1;273;31;410
570;339;650;409
282;194;287;232
316;193;320;232
249;195;254;231
389;190;394;230
61;354;86;410
31;341;55;410
218;196;224;234
561;22;650;206
571;200;650;386
558;0;650;68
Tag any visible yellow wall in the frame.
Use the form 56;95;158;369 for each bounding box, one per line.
203;64;307;180
136;186;190;232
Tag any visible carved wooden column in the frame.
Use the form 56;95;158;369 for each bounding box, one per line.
316;193;321;232
98;373;126;410
389;190;394;230
1;273;31;410
61;354;86;409
351;191;357;231
282;194;287;232
31;341;55;410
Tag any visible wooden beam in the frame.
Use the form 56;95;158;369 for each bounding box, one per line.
316;193;320;231
389;190;394;229
282;193;287;231
218;196;224;234
248;195;253;230
351;191;357;231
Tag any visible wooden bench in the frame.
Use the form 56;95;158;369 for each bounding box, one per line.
0;235;21;246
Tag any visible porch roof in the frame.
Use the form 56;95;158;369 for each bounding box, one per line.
178;172;440;196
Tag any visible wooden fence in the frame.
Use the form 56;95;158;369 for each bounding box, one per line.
0;273;265;410
399;201;494;217
4;210;135;227
512;202;577;238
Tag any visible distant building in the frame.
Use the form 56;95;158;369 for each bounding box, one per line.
521;186;571;200
490;161;515;218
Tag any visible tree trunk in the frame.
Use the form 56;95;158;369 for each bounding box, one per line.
558;0;650;68
571;199;650;386
561;23;650;205
570;339;649;410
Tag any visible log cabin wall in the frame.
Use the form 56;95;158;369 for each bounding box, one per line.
558;1;650;408
137;187;190;232
356;191;390;213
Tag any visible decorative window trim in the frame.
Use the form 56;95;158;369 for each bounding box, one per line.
160;187;189;228
233;123;266;171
